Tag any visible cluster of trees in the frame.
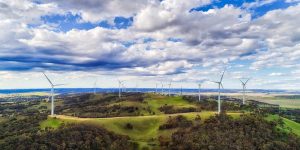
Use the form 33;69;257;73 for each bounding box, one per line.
59;93;148;118
159;105;199;114
0;111;47;144
1;124;132;150
0;100;47;117
159;115;193;130
183;96;242;111
161;113;300;149
279;109;300;123
77;105;141;118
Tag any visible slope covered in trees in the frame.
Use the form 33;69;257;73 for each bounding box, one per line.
1;123;132;150
162;113;300;150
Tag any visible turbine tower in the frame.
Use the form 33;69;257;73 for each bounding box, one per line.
211;69;226;114
93;79;97;94
168;81;172;96
161;82;164;95
180;85;183;96
122;83;126;92
43;72;64;116
198;83;201;102
240;78;250;105
135;82;138;92
118;80;124;98
155;83;158;93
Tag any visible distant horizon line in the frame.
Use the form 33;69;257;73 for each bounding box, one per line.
0;87;299;91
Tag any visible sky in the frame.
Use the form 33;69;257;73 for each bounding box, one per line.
0;0;300;90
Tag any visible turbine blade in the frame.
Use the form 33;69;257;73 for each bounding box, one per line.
54;84;65;87
210;80;219;84
239;79;243;83
220;83;224;89
245;78;250;84
42;72;54;86
220;68;226;82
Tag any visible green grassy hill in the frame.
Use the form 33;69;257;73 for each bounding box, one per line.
39;93;300;149
266;115;300;136
41;111;241;149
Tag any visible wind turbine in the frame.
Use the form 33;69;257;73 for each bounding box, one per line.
180;84;183;96
168;81;172;96
93;79;97;94
161;82;164;95
43;72;64;116
155;83;158;93
122;83;126;92
240;78;250;105
211;68;226;114
198;83;201;102
135;82;138;92
118;80;124;98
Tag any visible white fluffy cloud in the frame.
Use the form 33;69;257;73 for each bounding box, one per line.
1;0;300;89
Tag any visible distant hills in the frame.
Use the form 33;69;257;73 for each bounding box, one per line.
1;88;300;94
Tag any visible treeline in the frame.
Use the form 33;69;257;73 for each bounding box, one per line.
0;100;47;117
159;105;199;114
183;96;242;111
1;124;132;150
161;113;300;150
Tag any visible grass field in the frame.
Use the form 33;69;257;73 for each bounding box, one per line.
39;94;300;149
145;94;197;114
243;95;300;108
40;111;241;149
266;115;300;136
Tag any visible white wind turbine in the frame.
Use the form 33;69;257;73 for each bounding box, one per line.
180;83;183;96
240;78;250;105
118;80;124;98
135;82;138;92
168;81;172;96
198;83;202;102
43;72;64;116
93;79;97;94
161;82;164;95
122;83;126;92
155;83;158;93
211;69;226;114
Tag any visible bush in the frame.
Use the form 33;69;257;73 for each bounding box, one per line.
125;123;133;130
159;105;198;114
159;115;193;130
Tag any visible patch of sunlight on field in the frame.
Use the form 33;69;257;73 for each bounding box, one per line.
266;115;300;136
146;95;197;114
241;95;300;109
40;117;69;129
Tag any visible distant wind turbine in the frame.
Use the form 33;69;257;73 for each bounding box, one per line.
240;78;250;105
118;80;124;98
161;82;164;95
155;83;158;93
93;79;97;94
135;82;138;92
43;72;64;116
168;81;172;96
211;68;226;114
122;83;126;92
180;85;183;96
198;83;201;102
